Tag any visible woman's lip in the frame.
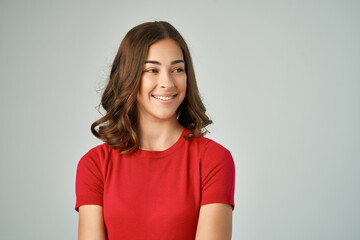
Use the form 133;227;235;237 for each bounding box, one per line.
152;94;177;103
151;94;177;98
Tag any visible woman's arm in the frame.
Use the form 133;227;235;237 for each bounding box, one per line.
195;203;233;240
78;205;106;240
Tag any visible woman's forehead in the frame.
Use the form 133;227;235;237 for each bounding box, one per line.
146;39;184;62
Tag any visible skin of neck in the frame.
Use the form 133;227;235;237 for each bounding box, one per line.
137;114;184;151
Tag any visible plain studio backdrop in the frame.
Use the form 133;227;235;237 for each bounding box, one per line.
0;0;359;239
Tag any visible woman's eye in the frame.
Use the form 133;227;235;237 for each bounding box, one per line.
174;68;185;73
145;69;158;73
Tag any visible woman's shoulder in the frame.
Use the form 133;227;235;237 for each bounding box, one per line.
78;143;115;168
81;142;112;158
85;142;112;154
189;133;232;161
191;134;230;152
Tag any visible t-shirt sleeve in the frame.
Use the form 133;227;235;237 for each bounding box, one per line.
75;146;106;212
200;140;236;210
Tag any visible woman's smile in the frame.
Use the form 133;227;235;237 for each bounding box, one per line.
152;94;177;103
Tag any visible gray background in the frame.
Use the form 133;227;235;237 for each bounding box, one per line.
1;0;359;239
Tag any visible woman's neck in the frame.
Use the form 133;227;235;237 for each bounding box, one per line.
138;118;184;151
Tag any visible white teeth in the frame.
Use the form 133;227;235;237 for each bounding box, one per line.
153;95;174;100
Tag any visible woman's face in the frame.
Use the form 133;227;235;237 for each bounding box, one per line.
137;38;187;123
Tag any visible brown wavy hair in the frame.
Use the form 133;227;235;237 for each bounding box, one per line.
91;21;212;154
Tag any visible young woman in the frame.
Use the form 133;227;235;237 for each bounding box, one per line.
75;21;235;240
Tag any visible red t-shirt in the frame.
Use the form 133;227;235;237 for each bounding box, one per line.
75;128;235;239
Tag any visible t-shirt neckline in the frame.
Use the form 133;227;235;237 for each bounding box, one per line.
134;128;191;158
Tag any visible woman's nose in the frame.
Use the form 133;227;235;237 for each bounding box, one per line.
159;71;174;88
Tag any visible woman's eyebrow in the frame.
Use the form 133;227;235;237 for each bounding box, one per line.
144;60;185;65
171;60;185;65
